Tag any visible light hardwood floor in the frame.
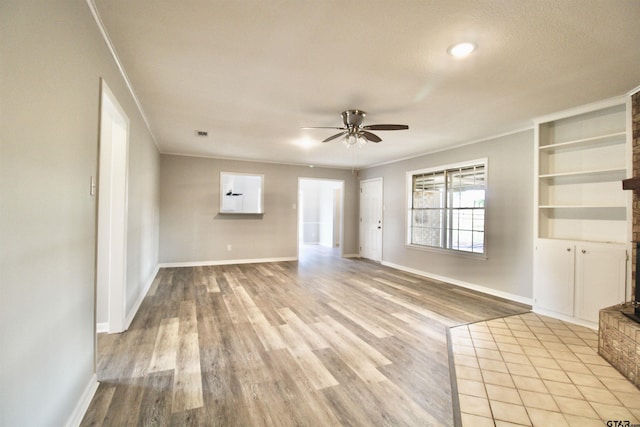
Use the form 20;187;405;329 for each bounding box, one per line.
81;246;529;426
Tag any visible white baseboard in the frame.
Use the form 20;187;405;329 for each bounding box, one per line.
64;374;98;427
381;260;533;307
96;322;108;334
158;257;297;268
532;307;598;330
125;265;160;330
343;253;361;258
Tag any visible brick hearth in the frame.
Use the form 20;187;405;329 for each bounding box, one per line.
599;304;640;387
598;91;640;388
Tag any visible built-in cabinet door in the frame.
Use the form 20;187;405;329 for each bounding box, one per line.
575;243;627;324
534;240;575;317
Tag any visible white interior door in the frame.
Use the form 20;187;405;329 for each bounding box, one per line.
96;80;129;334
360;178;383;262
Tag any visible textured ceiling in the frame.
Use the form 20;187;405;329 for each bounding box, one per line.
92;0;640;169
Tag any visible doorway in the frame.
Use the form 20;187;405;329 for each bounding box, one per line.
298;178;344;259
96;79;129;334
359;177;383;262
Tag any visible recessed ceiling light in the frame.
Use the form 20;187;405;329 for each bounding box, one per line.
448;42;477;58
295;137;314;149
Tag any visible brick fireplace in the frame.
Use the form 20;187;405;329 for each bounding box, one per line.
598;91;640;388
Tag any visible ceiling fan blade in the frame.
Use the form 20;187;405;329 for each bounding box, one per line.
360;131;382;143
302;126;347;130
322;131;349;143
362;124;409;131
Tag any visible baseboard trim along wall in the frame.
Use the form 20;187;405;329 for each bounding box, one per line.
343;253;360;258
381;261;533;307
158;257;298;268
95;266;160;334
532;307;597;330
125;265;160;330
65;374;99;427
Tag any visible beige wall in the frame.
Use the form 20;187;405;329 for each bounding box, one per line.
160;154;359;263
360;130;534;301
0;1;159;425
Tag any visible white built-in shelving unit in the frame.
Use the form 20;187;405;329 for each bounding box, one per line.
533;97;631;327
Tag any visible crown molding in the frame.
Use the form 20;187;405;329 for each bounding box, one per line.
85;0;159;150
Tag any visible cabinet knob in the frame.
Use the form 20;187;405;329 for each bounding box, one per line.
582;249;586;254
566;248;571;252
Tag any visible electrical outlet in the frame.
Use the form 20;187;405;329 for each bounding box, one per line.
227;244;232;251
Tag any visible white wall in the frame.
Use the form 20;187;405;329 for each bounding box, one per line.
301;180;322;244
159;155;358;263
319;181;342;247
300;179;342;247
0;1;160;425
360;130;534;301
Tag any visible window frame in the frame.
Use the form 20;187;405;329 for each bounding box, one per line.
405;158;488;259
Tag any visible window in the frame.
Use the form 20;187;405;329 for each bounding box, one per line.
407;160;486;254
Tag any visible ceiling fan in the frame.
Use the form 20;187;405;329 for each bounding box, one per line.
304;109;409;148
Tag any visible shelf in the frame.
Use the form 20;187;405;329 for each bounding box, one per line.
537;237;628;245
536;102;628;245
539;131;625;152
539;205;626;209
539;168;626;180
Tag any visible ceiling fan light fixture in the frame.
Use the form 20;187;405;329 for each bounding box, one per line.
357;135;367;148
448;42;476;58
306;109;408;148
343;134;357;149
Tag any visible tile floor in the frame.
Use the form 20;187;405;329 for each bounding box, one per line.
450;312;640;426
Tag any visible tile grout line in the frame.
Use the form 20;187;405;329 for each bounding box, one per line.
447;311;531;427
452;312;640;426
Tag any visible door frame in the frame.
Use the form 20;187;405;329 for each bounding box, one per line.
96;79;129;334
359;177;383;262
297;177;345;257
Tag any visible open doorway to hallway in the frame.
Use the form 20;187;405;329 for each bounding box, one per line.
297;178;344;260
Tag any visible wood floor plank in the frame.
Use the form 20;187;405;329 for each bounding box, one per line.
312;320;388;384
100;377;146;426
82;246;530;426
277;307;330;350
279;324;339;390
221;292;247;325
320;315;392;367
78;384;115;427
148;317;180;373
232;285;286;351
366;286;456;326
172;332;204;413
372;276;424;297
138;370;174;426
327;301;394;339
